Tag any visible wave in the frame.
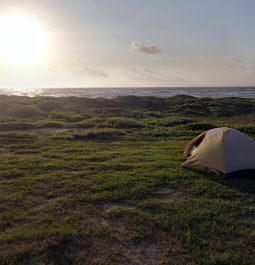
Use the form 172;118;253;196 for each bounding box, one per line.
0;87;255;98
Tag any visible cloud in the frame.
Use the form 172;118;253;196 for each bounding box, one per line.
130;41;162;55
82;67;109;77
48;68;58;73
122;65;138;74
121;65;155;79
120;64;184;83
222;54;242;63
144;68;155;74
222;54;246;69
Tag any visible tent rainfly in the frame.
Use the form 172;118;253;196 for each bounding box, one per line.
182;127;255;177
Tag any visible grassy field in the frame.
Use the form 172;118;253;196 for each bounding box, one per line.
0;95;254;265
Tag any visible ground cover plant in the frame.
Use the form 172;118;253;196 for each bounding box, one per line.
0;95;254;264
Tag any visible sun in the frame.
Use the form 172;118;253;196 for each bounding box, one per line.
0;13;48;66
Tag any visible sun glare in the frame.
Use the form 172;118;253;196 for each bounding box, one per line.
0;13;48;66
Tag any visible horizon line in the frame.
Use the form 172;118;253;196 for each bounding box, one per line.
1;85;255;90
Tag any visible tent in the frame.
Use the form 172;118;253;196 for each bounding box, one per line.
182;127;255;177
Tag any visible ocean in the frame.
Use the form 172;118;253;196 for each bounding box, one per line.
0;87;255;98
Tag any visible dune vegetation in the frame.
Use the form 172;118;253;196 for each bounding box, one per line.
0;95;254;265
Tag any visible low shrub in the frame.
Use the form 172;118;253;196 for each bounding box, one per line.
37;121;65;128
238;125;255;135
0;122;36;131
38;100;64;112
0;116;21;122
5;106;45;119
185;123;216;131
159;118;193;127
104;118;144;129
73;121;95;129
49;112;85;122
73;129;126;140
209;100;254;117
174;103;210;116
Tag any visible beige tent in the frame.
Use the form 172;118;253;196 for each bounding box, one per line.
182;127;255;177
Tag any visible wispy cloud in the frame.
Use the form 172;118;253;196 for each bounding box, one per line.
222;54;246;69
130;41;162;55
82;67;109;77
121;64;155;80
121;64;184;83
48;68;58;73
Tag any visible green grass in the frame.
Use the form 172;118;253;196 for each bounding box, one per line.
0;96;254;264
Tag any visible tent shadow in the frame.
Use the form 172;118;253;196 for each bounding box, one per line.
224;174;255;196
191;168;255;196
220;170;255;195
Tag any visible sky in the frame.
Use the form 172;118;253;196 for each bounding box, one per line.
0;0;255;88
